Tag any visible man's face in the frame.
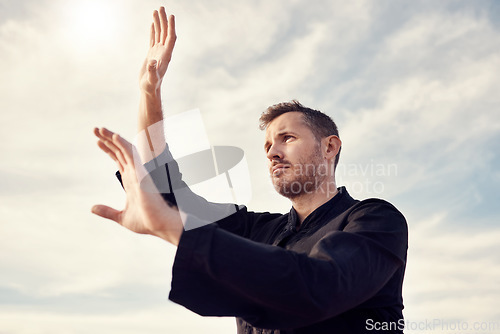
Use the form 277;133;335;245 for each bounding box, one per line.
264;112;327;198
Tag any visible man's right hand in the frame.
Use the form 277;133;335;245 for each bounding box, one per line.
92;127;184;246
139;7;176;96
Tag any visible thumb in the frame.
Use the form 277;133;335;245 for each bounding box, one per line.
92;205;121;223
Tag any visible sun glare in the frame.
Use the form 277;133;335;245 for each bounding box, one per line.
62;1;119;49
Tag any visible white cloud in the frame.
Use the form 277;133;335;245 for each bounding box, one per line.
336;7;500;202
404;213;500;324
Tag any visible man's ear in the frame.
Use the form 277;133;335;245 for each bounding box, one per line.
322;135;341;160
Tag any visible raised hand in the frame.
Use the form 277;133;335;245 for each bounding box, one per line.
139;7;177;95
92;127;183;245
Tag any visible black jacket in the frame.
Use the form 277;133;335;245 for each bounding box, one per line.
120;147;408;333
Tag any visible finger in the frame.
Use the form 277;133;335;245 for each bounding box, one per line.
97;140;123;171
97;139;124;172
95;127;112;143
99;127;115;140
153;10;161;44
95;127;115;145
112;133;135;166
149;22;155;48
99;128;128;168
97;139;116;160
94;126;106;140
92;205;122;223
159;7;168;45
166;15;176;50
94;128;124;169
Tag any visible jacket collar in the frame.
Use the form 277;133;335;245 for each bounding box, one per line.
288;186;357;231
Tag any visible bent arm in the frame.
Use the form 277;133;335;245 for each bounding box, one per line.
127;9;279;236
117;145;280;237
169;202;408;329
129;9;254;232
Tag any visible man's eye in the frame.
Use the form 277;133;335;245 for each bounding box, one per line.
284;135;294;142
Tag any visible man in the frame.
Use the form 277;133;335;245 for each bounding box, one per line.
92;7;408;334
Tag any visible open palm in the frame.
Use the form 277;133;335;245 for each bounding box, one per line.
92;127;183;245
139;7;176;94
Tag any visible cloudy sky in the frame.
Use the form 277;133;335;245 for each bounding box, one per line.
1;0;499;333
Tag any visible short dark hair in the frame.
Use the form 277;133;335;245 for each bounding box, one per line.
259;100;341;168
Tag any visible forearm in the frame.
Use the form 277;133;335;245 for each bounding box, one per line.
136;89;166;162
139;89;162;129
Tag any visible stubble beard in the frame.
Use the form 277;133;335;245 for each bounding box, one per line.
272;149;327;199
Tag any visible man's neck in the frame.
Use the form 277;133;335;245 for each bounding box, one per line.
291;181;339;225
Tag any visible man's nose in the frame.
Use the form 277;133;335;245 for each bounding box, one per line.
266;143;283;161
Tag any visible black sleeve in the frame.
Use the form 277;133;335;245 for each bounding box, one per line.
168;201;407;329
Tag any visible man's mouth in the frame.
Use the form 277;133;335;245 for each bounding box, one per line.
272;164;290;175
